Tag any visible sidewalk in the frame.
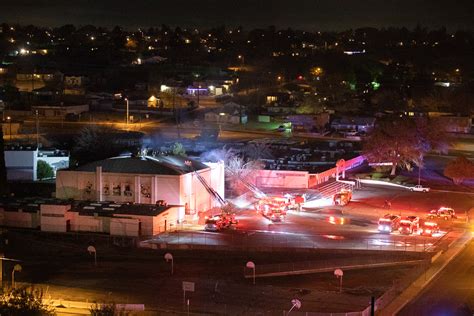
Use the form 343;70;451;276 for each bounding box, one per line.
379;230;472;315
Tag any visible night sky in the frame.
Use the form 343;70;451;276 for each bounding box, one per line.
0;0;473;30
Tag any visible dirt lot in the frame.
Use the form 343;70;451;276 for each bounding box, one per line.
4;230;427;315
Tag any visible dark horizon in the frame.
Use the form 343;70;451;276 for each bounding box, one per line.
0;0;473;31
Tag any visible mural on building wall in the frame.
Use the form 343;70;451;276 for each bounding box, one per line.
103;183;110;196
140;184;151;198
112;183;121;196
124;183;133;197
84;181;93;196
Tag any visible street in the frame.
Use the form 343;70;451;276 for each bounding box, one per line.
398;240;474;316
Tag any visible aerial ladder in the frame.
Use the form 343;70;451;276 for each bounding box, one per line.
193;169;226;206
225;168;267;199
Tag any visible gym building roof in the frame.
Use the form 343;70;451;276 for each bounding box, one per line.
69;155;208;175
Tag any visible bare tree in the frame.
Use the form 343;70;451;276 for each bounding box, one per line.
226;156;264;194
242;141;273;160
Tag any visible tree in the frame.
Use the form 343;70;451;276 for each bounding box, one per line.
200;146;236;163
201;146;264;194
444;156;474;185
363;118;448;175
414;117;450;154
242;141;273;160
416;95;450;112
37;160;54;180
296;95;324;114
0;286;55;315
73;126;124;165
226;155;264;194
90;303;119;316
0;126;7;195
364;120;422;175
370;89;405;111
171;142;186;156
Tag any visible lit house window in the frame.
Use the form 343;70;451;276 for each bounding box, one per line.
266;96;277;104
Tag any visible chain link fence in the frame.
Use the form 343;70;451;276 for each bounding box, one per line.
144;230;446;253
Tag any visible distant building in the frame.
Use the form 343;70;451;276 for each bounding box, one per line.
4;145;69;181
64;75;88;95
32;104;89;118
430;116;472;134
1;120;21;136
265;92;292;105
15;70;63;92
287;113;330;133
0;199;181;236
204;102;247;124
330;116;376;133
56;155;225;217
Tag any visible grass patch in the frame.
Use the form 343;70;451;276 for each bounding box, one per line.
371;172;386;179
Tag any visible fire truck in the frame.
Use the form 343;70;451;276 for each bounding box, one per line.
398;216;420;235
419;221;440;237
256;197;288;221
286;194;305;211
378;214;401;233
204;213;238;231
333;189;352;206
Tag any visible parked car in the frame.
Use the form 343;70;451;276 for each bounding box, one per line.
410;185;430;192
276;125;286;132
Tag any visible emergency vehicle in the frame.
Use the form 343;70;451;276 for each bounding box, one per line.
398;216;420;235
419;221;440;237
256;197;288;221
204;213;238;231
287;194;305;211
333;189;352;206
427;207;456;220
378;214;401;233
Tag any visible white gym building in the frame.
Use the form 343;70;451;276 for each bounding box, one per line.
56;155;225;220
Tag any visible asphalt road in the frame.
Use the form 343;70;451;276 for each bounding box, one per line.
398;240;474;316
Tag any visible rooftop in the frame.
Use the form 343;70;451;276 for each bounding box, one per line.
0;198;179;217
71;201;178;217
69;155;209;175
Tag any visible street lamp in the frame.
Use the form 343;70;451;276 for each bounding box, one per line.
11;264;22;288
35;110;39;148
6;116;11;141
125;98;129;127
197;85;201;107
334;268;344;292
246;261;255;285
164;252;174;275
87;245;97;266
287;298;301;315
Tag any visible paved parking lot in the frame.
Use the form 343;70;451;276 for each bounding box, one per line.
145;185;471;252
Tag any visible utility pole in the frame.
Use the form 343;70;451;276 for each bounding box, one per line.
125;98;129;127
35;110;39;148
418;166;421;186
172;88;181;139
